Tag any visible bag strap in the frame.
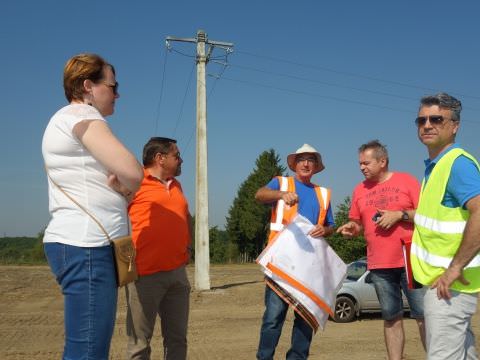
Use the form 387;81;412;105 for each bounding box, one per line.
45;166;130;242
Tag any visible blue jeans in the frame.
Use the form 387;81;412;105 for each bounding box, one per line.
257;285;313;360
44;242;118;360
369;267;425;321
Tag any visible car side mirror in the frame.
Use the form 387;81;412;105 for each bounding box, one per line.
365;273;372;283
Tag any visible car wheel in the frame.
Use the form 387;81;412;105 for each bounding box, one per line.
333;296;356;323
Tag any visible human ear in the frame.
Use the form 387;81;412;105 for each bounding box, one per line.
83;79;94;94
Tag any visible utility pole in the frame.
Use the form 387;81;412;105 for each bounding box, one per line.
166;30;234;290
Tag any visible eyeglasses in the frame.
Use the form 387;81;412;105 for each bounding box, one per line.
415;115;454;127
296;156;316;163
102;81;119;95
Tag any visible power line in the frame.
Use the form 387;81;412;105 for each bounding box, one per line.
236;50;480;101
221;75;413;114
225;62;418;102
154;46;169;135
165;46;480;139
227;61;480;113
220;75;480;124
170;47;196;58
172;62;195;138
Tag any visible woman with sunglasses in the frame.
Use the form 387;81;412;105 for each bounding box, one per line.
42;53;143;359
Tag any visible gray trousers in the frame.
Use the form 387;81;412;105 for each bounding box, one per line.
126;266;190;360
424;287;478;360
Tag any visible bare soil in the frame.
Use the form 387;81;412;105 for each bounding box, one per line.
1;264;478;359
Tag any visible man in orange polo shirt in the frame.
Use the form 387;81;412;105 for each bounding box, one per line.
126;137;191;360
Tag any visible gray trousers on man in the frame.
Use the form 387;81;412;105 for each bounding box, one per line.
126;266;190;360
424;287;478;360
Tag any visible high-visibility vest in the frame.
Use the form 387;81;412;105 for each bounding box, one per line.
268;176;331;244
411;148;480;293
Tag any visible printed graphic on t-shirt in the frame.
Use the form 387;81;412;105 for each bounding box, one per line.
364;186;402;209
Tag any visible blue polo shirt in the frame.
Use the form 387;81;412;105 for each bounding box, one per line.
267;177;335;226
423;143;480;208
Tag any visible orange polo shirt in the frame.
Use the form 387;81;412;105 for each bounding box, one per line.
128;169;191;275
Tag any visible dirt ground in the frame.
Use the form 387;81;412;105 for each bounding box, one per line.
1;264;478;359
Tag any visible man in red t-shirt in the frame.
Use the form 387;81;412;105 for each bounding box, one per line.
337;140;425;360
126;137;191;360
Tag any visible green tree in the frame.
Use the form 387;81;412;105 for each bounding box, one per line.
226;149;286;258
190;216;238;263
209;226;233;263
328;196;366;263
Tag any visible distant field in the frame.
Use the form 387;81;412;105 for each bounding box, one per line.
0;237;45;264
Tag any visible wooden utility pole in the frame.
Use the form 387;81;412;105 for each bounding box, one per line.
166;30;233;290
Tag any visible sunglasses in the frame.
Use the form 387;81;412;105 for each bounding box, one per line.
102;81;119;95
414;115;452;126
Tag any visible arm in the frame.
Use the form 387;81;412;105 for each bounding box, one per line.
255;186;298;206
432;195;480;299
73;120;143;193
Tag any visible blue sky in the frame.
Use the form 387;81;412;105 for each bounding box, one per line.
2;1;480;237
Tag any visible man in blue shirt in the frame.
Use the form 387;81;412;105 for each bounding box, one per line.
412;92;480;359
255;144;335;360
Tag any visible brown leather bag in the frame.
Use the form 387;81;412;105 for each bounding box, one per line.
110;235;138;286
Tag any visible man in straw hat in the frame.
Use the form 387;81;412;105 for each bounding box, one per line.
255;144;335;360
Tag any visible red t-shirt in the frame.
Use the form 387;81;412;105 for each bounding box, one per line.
349;172;420;269
128;170;191;275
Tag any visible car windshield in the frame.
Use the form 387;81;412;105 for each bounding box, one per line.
346;261;367;281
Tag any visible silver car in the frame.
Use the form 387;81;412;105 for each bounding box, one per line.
333;259;409;323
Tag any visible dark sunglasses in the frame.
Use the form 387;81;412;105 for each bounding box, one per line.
415;115;451;126
103;81;119;95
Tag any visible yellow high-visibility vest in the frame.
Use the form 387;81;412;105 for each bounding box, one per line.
411;148;480;292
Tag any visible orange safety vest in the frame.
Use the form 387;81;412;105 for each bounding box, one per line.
268;176;331;244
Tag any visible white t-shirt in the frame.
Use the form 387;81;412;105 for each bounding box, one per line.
42;104;128;247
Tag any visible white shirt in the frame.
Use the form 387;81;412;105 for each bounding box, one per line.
42;104;128;247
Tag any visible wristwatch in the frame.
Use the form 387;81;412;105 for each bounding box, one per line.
401;210;409;221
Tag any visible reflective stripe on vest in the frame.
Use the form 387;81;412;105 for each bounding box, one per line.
268;176;330;243
270;177;290;232
411;148;480;292
411;241;480;269
414;213;466;234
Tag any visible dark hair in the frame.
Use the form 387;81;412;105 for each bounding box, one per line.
358;139;389;166
63;53;115;102
142;137;177;166
419;92;462;122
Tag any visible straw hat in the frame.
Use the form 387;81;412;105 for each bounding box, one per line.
287;144;325;174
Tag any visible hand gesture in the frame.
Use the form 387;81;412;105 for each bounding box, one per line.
336;221;361;237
